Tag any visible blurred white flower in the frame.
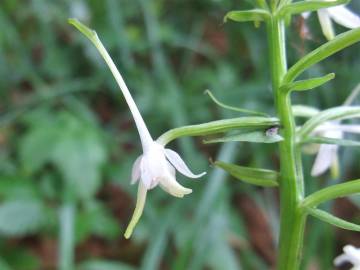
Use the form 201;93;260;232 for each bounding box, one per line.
311;121;360;176
334;245;360;270
303;2;360;40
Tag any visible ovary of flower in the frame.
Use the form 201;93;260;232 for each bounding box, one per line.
334;245;360;270
311;122;360;176
303;1;360;40
68;19;206;239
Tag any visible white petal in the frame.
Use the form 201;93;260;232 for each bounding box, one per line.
334;253;350;266
311;144;338;176
302;11;311;19
164;148;206;178
166;161;176;177
343;245;360;265
131;155;142;184
328;5;360;29
124;182;147;239
334;253;349;266
159;175;192;198
317;10;335;40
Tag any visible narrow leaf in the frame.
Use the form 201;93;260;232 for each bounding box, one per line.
298;106;360;139
156;117;280;145
204;130;283;144
214;161;279;187
301;136;360;146
292;105;319;118
302;179;360;208
224;9;270;23
284;28;360;83
306;207;360;232
282;73;335;92
279;0;349;16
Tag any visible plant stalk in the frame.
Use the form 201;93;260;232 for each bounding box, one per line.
267;15;306;270
58;202;76;270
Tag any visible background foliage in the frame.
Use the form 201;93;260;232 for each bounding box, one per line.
0;0;359;269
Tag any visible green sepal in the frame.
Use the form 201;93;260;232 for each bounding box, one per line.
298;106;360;139
214;161;279;187
301;136;360;147
204;130;283;144
306;207;360;232
157;117;280;145
224;9;270;23
279;0;349;17
284;28;360;83
281;73;335;93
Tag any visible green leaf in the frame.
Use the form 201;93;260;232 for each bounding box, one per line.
255;0;269;9
279;0;349;16
306;207;360;232
204;130;283;144
157;117;280;145
292;105;319;118
214;161;279;187
302;179;360;208
0;200;46;236
298;106;360;139
19;110;107;200
284;28;360;83
78;260;136;270
281;73;335;92
0;258;11;270
224;9;270;23
301;136;360;147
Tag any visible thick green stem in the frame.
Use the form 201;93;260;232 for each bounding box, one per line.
58;202;76;270
267;15;306;270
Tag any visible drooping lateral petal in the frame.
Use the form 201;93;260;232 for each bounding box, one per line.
328;5;360;29
164;148;206;178
131;155;143;184
317;9;335;40
124;182;147;239
158;175;192;198
311;144;338;176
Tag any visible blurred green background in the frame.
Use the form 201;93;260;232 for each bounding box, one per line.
0;0;360;269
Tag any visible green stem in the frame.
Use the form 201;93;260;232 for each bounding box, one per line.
267;15;306;270
58;202;76;270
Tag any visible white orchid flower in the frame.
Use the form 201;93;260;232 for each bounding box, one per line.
310;84;360;177
302;1;360;40
311;121;360;176
334;245;360;270
68;19;206;239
